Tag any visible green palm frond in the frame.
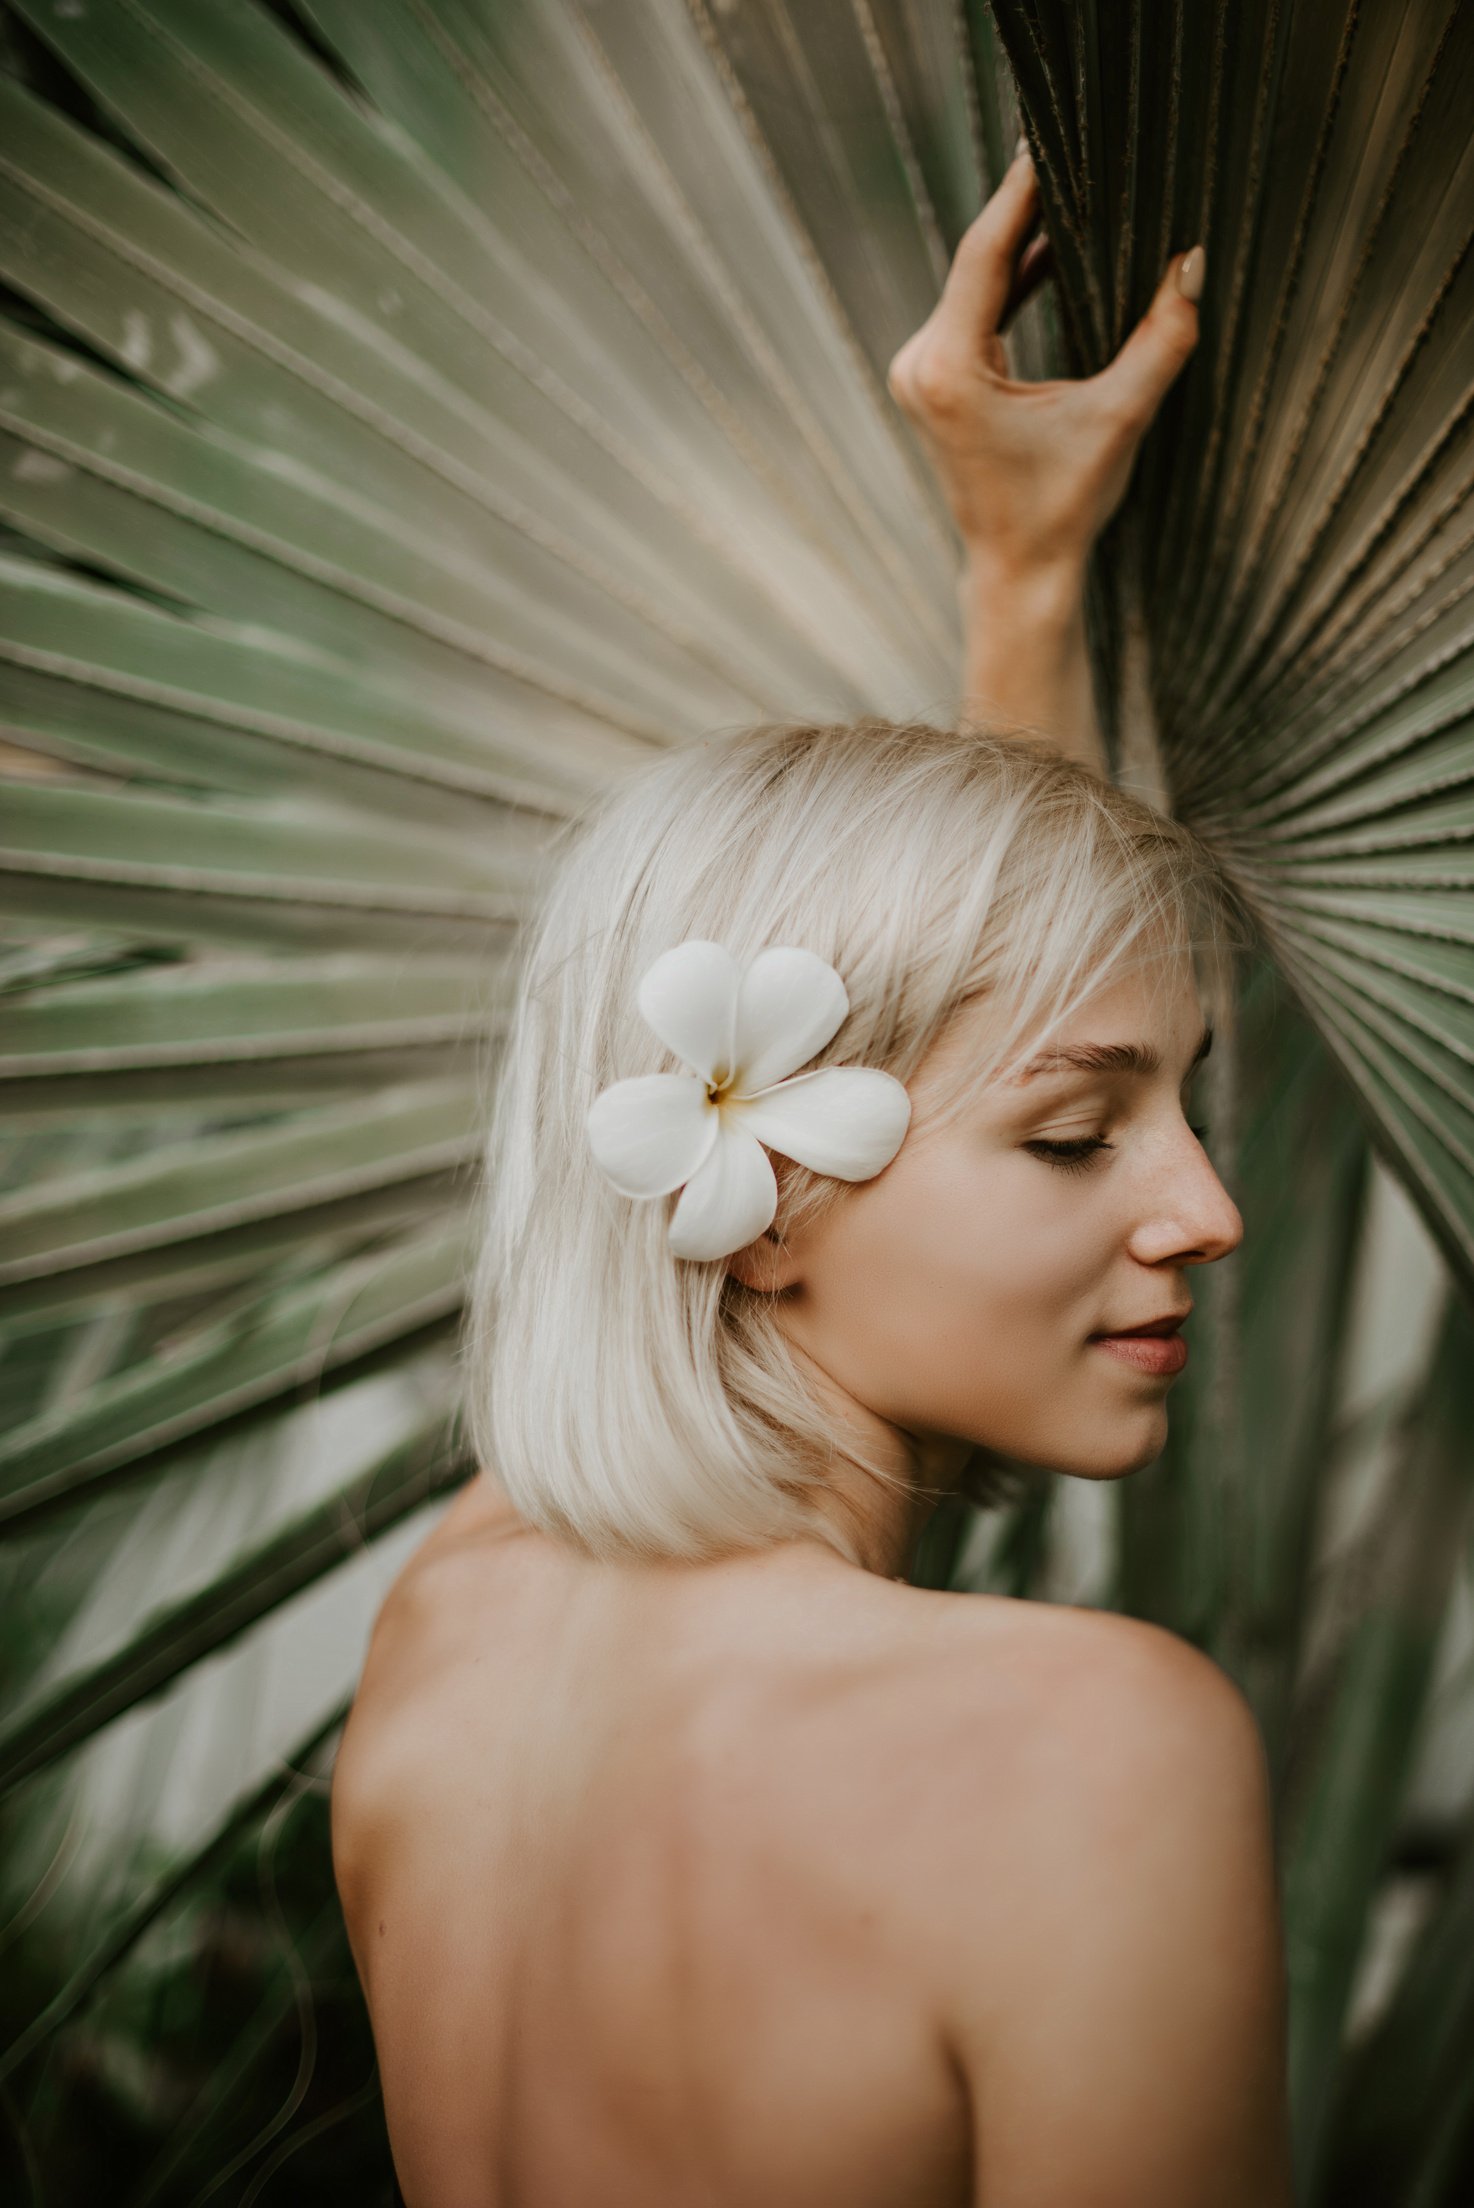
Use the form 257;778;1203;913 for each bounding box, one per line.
1284;1296;1474;2190
1;3;1472;2201
979;0;1474;1289
1322;1797;1474;2206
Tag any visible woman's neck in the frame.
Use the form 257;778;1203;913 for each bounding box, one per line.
776;1338;973;1581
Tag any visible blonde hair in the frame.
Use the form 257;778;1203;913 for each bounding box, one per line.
462;719;1229;1565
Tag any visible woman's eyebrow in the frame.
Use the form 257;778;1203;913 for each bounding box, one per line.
1015;1027;1214;1081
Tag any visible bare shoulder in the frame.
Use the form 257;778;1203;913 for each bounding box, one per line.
906;1593;1292;2207
329;1507;503;1966
912;1590;1275;1925
335;1473;524;1793
931;1578;1253;1702
711;1586;1260;1912
330;1541;523;2204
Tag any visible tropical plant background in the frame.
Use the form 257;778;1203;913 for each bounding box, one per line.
0;0;1472;2201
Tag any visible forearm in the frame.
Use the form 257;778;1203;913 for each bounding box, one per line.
957;555;1105;778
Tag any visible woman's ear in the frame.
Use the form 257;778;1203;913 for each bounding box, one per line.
725;1225;803;1294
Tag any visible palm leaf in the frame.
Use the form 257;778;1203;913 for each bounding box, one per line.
1283;1296;1474;2193
1320;1799;1474;2206
0;1693;348;2088
979;0;1474;1291
0;1217;471;1531
0;1399;462;1796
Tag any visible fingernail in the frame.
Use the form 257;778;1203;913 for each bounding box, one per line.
1014;133;1031;164
1177;245;1206;303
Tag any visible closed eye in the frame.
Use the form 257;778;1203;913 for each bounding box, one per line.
1024;1135;1114;1174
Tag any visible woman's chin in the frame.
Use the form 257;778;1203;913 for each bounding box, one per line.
953;1397;1173;1483
1052;1407;1171;1481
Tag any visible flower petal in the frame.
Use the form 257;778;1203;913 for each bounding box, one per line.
732;947;849;1094
587;1074;717;1197
636;940;739;1083
667;1120;777;1261
728;1067;912;1179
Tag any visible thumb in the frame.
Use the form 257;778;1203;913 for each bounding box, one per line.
1087;248;1204;431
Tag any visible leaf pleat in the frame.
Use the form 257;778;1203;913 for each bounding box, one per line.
0;1402;466;1800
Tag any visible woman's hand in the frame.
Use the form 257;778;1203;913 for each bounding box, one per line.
888;143;1204;773
887;143;1205;595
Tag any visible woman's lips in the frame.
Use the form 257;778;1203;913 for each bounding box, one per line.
1090;1329;1188;1376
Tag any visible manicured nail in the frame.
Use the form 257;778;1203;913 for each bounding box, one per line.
1177;245;1206;303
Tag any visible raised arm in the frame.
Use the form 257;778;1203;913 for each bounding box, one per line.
887;145;1205;776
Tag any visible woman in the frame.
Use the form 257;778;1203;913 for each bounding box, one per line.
332;146;1294;2208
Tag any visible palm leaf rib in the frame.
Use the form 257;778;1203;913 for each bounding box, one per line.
0;1695;349;2090
0;1222;472;1539
0;1404;464;1799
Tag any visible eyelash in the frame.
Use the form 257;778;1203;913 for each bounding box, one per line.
1025;1135;1114;1174
1025;1122;1211;1174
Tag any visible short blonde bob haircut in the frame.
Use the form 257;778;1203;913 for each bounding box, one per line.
463;718;1229;1567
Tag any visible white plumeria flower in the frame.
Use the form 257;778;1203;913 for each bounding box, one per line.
586;939;912;1262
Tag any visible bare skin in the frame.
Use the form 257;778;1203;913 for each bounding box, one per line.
333;147;1294;2207
887;143;1205;771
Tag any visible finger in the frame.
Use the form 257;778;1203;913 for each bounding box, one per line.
999;230;1054;331
1085;249;1204;430
932;143;1041;351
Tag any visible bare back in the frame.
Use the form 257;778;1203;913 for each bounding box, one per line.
331;1474;1293;2208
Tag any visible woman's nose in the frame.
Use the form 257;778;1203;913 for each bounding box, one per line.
1127;1133;1244;1267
